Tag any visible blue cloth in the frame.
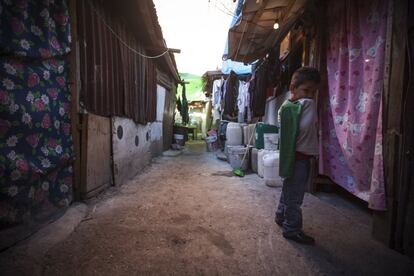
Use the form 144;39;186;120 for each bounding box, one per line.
222;0;244;60
275;160;310;236
0;0;73;226
221;59;252;75
221;0;253;75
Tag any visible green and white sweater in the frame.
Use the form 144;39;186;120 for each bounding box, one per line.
278;98;318;178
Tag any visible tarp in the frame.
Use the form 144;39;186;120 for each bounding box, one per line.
221;59;252;75
222;0;252;75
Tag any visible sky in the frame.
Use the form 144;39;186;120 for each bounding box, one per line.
153;0;236;76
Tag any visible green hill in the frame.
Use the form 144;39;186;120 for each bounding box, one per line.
178;73;204;102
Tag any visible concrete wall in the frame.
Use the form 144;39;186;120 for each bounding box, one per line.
150;121;163;157
81;84;176;192
112;117;152;186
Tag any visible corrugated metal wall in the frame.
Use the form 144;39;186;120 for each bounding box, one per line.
77;0;157;124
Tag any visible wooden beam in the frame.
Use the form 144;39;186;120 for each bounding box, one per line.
69;0;81;201
280;0;297;24
146;47;181;54
252;0;271;24
372;0;408;248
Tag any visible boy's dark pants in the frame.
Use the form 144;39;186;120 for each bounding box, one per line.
276;159;310;236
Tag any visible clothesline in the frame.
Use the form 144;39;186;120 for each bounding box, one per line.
88;2;171;59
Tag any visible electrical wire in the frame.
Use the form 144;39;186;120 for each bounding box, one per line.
219;1;236;16
88;2;170;59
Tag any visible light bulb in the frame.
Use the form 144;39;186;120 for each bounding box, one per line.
273;22;279;29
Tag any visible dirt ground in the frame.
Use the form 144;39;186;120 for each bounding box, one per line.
1;141;414;276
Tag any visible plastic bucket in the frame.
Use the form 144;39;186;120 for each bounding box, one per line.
228;146;250;171
174;134;185;146
251;148;259;173
205;136;218;152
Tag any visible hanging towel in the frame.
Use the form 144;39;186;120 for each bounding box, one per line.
279;100;303;178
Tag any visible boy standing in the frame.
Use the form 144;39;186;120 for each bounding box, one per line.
276;67;320;245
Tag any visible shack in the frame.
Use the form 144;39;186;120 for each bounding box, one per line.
0;0;179;250
225;0;414;258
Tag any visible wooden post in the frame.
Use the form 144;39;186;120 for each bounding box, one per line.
69;0;82;201
372;0;408;247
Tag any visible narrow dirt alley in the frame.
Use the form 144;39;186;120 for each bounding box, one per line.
2;142;414;276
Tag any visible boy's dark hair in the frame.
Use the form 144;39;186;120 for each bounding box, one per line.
290;67;321;88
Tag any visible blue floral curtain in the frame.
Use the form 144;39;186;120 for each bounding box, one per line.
0;0;73;231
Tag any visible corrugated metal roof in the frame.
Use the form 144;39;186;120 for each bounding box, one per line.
226;0;307;63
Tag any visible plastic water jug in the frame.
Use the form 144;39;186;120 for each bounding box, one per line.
251;148;259;173
258;149;274;178
243;125;248;145
247;124;256;146
226;123;243;146
263;152;282;187
264;133;279;150
255;123;278;149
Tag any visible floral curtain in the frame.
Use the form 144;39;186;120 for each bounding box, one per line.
0;0;73;228
319;0;388;210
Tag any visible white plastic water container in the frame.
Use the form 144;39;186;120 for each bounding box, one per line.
243;125;248;145
247;124;256;146
263;152;282;187
264;97;277;126
264;133;279;150
228;145;250;171
251;148;259;173
224;142;230;160
226;122;243;146
258;149;274;178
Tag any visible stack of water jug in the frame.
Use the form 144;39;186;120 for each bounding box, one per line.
224;122;282;187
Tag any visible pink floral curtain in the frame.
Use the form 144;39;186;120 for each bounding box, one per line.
319;0;388;210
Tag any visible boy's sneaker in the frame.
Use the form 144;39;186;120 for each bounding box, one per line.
274;218;283;227
283;231;315;245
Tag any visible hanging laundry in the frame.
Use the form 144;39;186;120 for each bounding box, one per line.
237;80;250;123
211;78;223;110
222;71;239;120
211;78;224;126
180;83;189;125
250;62;268;117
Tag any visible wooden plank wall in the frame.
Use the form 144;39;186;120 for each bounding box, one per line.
372;0;408;248
80;114;113;198
400;0;414;258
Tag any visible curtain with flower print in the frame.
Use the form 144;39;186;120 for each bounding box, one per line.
0;0;73;234
319;0;387;210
